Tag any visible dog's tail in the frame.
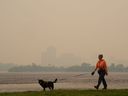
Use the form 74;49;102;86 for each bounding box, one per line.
53;78;57;83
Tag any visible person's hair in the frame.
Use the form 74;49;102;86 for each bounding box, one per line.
98;54;103;58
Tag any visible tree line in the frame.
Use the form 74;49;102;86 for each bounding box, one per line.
8;63;128;72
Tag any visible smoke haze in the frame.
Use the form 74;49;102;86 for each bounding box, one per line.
0;0;128;66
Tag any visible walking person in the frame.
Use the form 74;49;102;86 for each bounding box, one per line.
91;54;108;90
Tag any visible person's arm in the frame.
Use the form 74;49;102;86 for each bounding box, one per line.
104;61;108;75
91;61;98;75
105;66;108;75
91;67;97;75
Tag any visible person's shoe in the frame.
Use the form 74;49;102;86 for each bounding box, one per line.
94;86;98;90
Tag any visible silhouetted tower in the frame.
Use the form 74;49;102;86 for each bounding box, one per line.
42;46;56;66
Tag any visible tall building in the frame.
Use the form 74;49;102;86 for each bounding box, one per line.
41;46;56;66
42;47;82;66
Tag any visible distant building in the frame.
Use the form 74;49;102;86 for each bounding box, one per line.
41;46;56;66
41;47;82;66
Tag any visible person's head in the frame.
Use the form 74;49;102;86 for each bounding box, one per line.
98;54;103;60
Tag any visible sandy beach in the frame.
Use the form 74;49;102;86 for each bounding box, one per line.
0;72;127;92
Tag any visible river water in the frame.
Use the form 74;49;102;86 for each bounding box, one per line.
0;72;127;92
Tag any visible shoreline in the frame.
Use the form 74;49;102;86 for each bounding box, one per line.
0;72;127;92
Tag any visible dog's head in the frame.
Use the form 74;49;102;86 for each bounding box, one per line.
38;79;44;84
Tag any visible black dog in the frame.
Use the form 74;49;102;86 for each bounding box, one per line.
38;78;57;91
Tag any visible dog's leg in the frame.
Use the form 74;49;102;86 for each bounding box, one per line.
51;85;54;90
43;87;45;91
49;87;52;90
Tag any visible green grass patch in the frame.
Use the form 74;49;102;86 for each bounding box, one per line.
0;89;128;96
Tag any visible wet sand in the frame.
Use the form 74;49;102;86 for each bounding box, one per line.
0;72;127;92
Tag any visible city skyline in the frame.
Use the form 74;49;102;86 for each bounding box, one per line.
0;46;127;66
41;46;82;66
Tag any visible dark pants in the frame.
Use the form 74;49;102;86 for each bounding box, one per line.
97;69;107;88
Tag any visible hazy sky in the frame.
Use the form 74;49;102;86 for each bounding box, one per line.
0;0;128;66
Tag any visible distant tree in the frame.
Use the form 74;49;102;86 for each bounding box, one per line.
109;63;116;72
116;64;125;72
81;62;92;72
8;63;128;72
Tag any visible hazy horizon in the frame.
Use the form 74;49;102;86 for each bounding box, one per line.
0;0;128;66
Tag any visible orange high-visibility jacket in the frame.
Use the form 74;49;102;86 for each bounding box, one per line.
96;59;107;70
